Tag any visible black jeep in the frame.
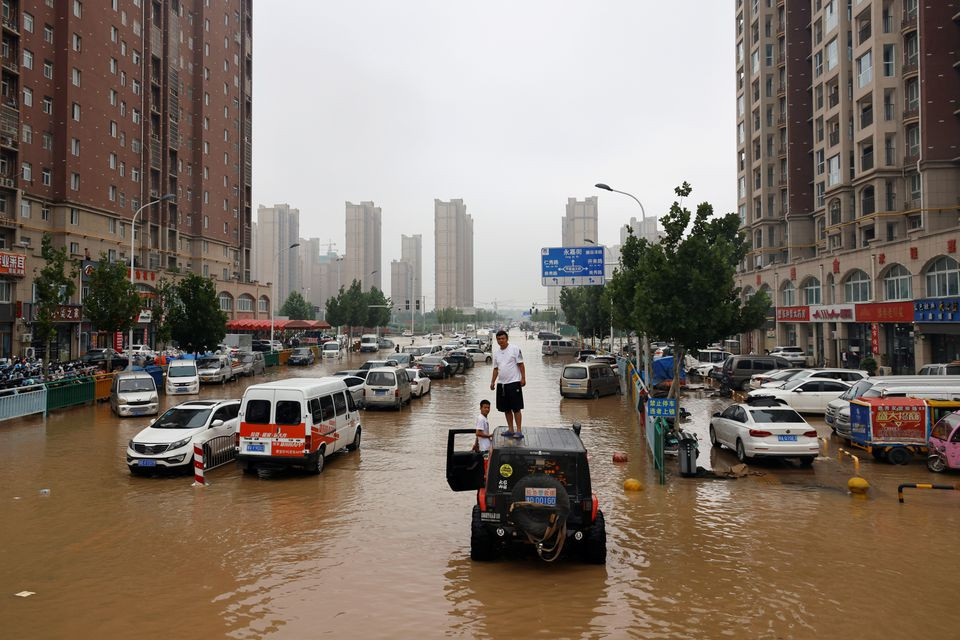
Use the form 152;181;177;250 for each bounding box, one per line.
445;425;606;563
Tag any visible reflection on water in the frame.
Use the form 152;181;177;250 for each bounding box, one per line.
2;335;960;638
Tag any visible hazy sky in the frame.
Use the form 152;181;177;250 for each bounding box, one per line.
252;1;736;310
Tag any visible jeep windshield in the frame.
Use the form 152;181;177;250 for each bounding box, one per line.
152;407;211;429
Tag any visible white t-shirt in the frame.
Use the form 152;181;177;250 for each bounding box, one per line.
493;343;524;384
476;414;491;452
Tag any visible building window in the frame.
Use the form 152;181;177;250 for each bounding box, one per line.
925;257;960;298
41;204;49;220
883;265;912;301
108;185;116;201
72;103;81;121
73;0;82;18
70;208;80;225
258;297;269;313
857;51;873;88
0;280;11;303
43;25;53;43
42;97;53;115
844;270;872;303
22;87;32;107
69;242;80;255
43;60;53;79
781;282;796;307
72;33;81;51
70;173;80;190
22;50;33;70
72;68;81;86
22;124;32;144
71;138;80;156
803;277;821;306
21;162;31;182
41;169;50;186
108;218;116;234
238;296;253;312
23;13;34;32
20;200;30;218
827;155;840;186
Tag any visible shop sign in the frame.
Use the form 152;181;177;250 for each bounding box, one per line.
0;251;26;276
871;323;879;354
114;331;124;352
914;297;960;323
856;301;913;323
128;268;158;283
33;304;83;322
137;309;153;324
776;306;810;322
810;304;856;322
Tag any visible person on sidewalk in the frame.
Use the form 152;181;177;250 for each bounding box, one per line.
489;330;526;438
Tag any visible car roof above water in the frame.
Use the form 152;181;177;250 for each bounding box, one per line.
491;426;585;453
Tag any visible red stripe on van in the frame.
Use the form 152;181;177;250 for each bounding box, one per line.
240;422;305;438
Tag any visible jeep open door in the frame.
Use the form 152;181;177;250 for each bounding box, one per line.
446;429;484;491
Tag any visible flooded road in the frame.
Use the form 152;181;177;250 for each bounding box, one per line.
2;334;960;639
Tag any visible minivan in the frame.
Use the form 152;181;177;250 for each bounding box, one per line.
322;341;343;359
111;371;160;417
363;367;412;409
560;362;620;398
165;359;200;394
237;378;362;474
542;339;578;356
721;355;793;391
196;354;235;384
360;334;379;353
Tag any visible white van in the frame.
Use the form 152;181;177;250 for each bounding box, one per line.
237;378;362;474
363;367;412;409
165;359;200;395
322;340;343;359
110;371;160;417
360;334;379;353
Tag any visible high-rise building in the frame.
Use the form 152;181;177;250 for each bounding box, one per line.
254;204;300;311
391;259;413;315
434;198;473;310
401;234;422;308
621;216;662;245
299;238;340;319
734;0;960;372
344;201;382;291
0;0;259;358
547;197;599;308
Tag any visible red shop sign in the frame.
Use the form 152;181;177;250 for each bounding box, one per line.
871;323;880;354
776;306;810;322
855;301;913;323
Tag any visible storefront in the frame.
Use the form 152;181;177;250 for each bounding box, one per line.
30;304;83;361
0;250;27;359
914;297;960;364
810;304;858;368
856;301;915;374
776;305;810;358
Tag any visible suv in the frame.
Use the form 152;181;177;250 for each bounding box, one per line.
770;346;809;366
721;355;792;391
917;362;960;375
445;425;606;564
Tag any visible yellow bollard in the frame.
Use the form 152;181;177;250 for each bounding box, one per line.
848;477;870;494
819;437;830;456
623;478;644;492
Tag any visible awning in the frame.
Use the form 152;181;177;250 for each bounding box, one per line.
225;319;289;331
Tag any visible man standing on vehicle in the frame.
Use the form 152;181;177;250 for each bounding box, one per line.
490;330;526;438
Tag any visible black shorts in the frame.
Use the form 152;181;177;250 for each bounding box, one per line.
496;381;524;413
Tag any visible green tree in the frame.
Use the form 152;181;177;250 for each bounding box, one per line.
280;290;315;320
324;288;346;330
32;234;77;373
611;182;768;403
560;286;611;345
168;273;227;354
151;278;176;352
83;254;142;369
365;287;391;327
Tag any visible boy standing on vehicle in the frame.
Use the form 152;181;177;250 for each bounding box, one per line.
490;330;525;438
475;399;492;454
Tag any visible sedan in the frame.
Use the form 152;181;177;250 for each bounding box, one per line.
340;375;367;407
287;347;315;366
444;352;473;373
419;356;452;379
756;368;869;390
462;347;491;364
747;378;851;413
126;400;241;475
748;368;804;390
406;368;432;397
709;401;819;465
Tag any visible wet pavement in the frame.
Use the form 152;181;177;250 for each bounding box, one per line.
2;334;960;639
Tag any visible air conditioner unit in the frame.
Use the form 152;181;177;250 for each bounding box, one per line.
20;332;32;343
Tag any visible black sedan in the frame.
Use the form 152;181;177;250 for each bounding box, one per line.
419;356;453;379
444;352;472;373
287;348;316;366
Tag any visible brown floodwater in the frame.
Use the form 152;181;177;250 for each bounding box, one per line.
2;335;960;639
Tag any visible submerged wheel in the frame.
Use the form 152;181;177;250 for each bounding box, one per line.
736;439;751;464
709;426;721;449
798;456;815;468
485;356;492;363
886;447;911;466
581;510;606;565
347;428;362;452
471;505;497;561
927;454;947;473
310;447;326;475
592;389;600;399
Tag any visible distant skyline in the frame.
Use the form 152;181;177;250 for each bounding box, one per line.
252;1;735;309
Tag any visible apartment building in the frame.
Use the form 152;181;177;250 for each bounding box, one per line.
735;0;960;373
401;233;422;309
253;203;300;310
434;198;473;311
0;0;262;358
343;200;382;292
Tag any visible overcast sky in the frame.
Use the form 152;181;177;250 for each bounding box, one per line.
252;0;735;311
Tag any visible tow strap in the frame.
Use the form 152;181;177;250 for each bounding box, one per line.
509;501;568;562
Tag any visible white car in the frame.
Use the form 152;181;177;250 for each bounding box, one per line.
461;347;491;364
747;378;851;413
340;375;367;407
126;400;241;474
321;341;343;359
770;346;809;366
825;378;876;425
709;399;819;465
757;368;869;390
129;344;155;358
406;368;432;397
401;330;414;337
748;368;805;390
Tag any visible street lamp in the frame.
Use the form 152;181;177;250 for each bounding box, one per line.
270;242;301;348
127;193;175;368
595;182;652;385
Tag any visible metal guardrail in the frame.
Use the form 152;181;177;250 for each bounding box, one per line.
45;378;95;411
654;417;667;485
94;373;115;402
898;483;956;503
0;384;48;422
620;357;665;484
201;434;237;471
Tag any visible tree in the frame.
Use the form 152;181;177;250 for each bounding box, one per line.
365;287;391;327
611;183;768;407
560;286;611;344
324;288;346;330
83;254;142;369
280;290;314;320
168;273;227;354
32;234;77;373
151;278;176;352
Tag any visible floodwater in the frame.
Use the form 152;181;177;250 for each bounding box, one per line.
2;335;959;639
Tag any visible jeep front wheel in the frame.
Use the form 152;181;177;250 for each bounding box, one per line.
470;505;497;561
581;510;606;564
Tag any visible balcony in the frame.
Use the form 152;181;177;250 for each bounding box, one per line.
1;57;17;75
2;95;18;111
828;93;840;109
861;151;874;172
903;105;919;121
777;114;786;127
1;17;18;34
901;12;917;32
828;131;840;147
776;83;786;97
902;58;918;76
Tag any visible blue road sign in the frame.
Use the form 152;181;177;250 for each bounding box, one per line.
647;398;677;418
541;246;606;286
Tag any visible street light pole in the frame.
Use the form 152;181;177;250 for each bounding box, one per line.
595;182;652;386
271;242;301;348
128;193;175;368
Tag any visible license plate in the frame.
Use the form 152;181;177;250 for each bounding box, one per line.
131;408;146;415
524;487;557;506
568;383;580;388
246;443;265;452
138;459;157;467
375;389;386;395
777;435;797;442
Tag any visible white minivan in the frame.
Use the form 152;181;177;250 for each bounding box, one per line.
360;334;379;353
237;378;362;474
165;359;200;395
363;367;412;409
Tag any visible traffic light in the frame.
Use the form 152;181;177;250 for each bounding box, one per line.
405;299;410;310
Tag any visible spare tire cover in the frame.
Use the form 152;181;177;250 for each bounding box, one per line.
509;474;570;538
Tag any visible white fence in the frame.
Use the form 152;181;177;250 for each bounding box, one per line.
0;384;48;422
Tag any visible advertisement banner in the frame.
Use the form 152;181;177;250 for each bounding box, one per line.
810;304;856;322
0;251;27;276
856;301;913;323
871;323;879;354
914;297;960;323
776;306;810;322
114;331;124;352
